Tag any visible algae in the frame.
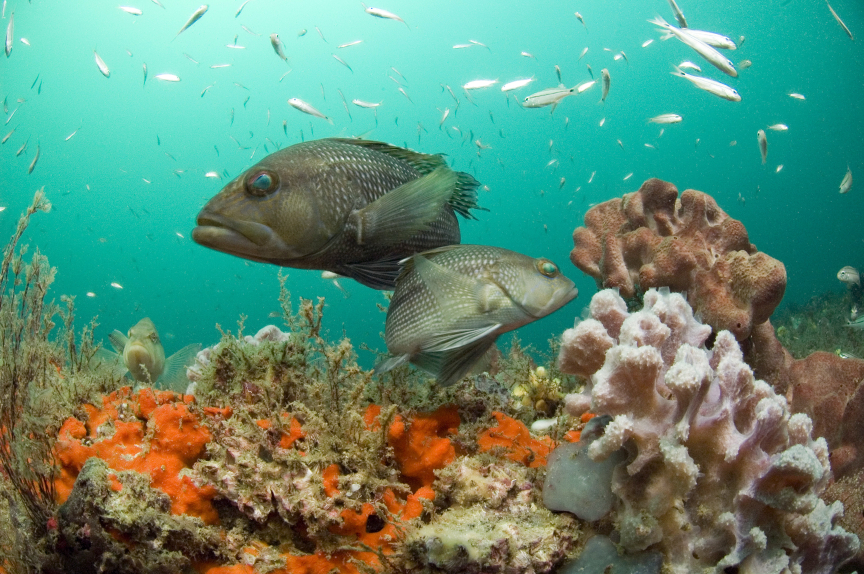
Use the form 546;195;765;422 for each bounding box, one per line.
773;290;864;360
0;190;128;574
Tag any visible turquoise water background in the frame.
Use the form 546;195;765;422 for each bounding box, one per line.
1;0;862;367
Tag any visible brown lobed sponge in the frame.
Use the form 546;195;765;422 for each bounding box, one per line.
571;178;786;340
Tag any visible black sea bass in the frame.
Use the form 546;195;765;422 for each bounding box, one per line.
193;138;482;289
375;245;578;386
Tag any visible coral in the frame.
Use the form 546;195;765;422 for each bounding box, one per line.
4;262;588;574
509;366;565;417
554;288;860;573
184;316;470;573
570;178;786;340
184;318;583;574
0;191;128;574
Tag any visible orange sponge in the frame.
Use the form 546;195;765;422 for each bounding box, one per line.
54;387;218;524
387;405;461;489
478;411;555;468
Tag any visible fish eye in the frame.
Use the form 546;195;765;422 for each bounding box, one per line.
246;170;280;197
537;260;559;277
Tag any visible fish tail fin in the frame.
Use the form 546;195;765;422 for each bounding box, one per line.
671;65;685;77
659;30;675;40
648;15;670;28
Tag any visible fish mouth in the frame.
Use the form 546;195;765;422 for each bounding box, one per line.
529;284;579;318
192;211;300;261
124;344;157;381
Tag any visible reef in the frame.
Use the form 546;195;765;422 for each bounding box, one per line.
554;287;860;573
3;181;863;574
570;178;786;341
0;240;584;574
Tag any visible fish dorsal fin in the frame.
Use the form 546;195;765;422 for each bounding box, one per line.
109;330;129;353
330;138;481;219
156;343;202;393
412;335;499;386
341;256;405;290
328;138;447;174
351;166;457;247
395;244;462;283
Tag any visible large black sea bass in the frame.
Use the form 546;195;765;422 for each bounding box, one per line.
375;245;578;386
192;138;481;289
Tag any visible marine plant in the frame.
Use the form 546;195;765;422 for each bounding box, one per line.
774;290;864;360
0;190;121;573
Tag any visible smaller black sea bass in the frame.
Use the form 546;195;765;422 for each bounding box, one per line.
193;138;481;289
375;245;578;386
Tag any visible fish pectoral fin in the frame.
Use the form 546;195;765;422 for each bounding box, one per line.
156;343;202;393
341;257;404;290
413;254;508;317
413;335;498;387
92;347;129;380
421;323;502;352
373;353;411;376
351;166;457;246
108;330;129;353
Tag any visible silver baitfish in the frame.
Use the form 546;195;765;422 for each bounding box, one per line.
375;245;577;386
193;138;481;289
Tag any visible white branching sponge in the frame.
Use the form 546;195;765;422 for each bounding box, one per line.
556;288;860;574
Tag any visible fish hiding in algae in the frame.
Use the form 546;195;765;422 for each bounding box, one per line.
374;245;577;386
193;138;481;289
98;318;201;392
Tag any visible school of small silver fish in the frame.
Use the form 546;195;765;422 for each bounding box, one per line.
0;0;859;385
